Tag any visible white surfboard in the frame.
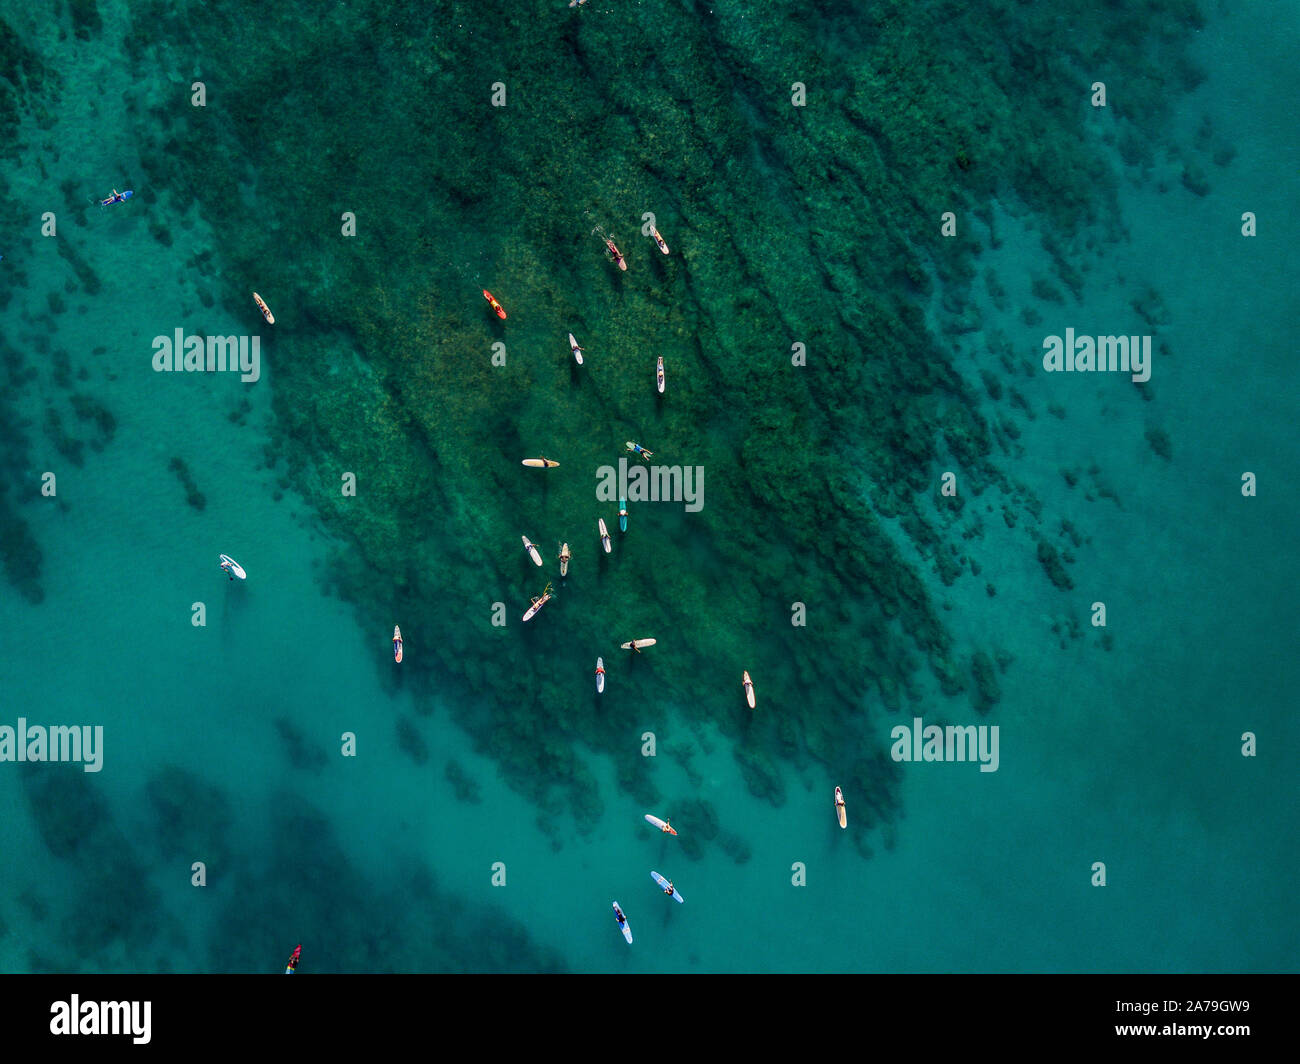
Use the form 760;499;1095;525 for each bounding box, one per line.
569;333;583;365
835;786;847;829
644;813;677;835
743;670;755;709
651;870;685;903
522;536;543;566
656;356;664;394
651;228;669;254
522;458;559;468
522;593;551;622
596;657;605;693
621;638;656;650
219;554;247;580
598;518;611;554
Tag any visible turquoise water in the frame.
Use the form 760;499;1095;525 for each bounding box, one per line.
0;1;1296;973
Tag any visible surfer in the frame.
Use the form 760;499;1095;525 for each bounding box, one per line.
98;188;133;207
625;441;654;461
662;879;675;897
285;944;301;974
220;559;234;581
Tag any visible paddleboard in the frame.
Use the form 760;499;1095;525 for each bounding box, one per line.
559;543;570;577
621;638;656;650
644;814;677;835
569;333;583;365
393;625;403;663
219;554;247;580
605;239;627;271
656;356;664;394
252;292;275;325
522;458;560;468
522;535;543;566
743;670;755;709
612;901;632;944
652;228;670;254
483;289;507;319
522;593;551;622
596;657;605;693
835;786;847;829
598;518;611;553
618;498;627;533
651;870;685;903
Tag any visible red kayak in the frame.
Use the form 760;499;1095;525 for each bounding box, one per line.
483;289;507;319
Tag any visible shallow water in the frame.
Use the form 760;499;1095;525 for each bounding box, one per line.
0;0;1295;972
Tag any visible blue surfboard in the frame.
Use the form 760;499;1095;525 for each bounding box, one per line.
651;870;684;903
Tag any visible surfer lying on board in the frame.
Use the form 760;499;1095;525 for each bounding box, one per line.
625;441;653;461
97;188;133;207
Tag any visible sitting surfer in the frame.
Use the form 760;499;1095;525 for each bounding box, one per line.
663;881;675;896
661;818;672;833
615;909;627;927
220;560;233;581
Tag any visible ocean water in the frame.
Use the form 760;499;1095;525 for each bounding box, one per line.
0;0;1296;973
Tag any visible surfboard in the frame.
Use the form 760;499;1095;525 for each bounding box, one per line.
835;786;847;829
621;638;656;650
521;594;550;622
618;498;627;533
219;554;247;580
651;870;685;903
569;333;583;365
522;536;543;566
656;356;664;394
559;543;570;577
652;228;669;254
598;518;611;553
393;625;403;663
596;657;605;693
522;458;559;468
743;670;755;709
644;814;677;835
613;902;632;943
252;292;275;325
